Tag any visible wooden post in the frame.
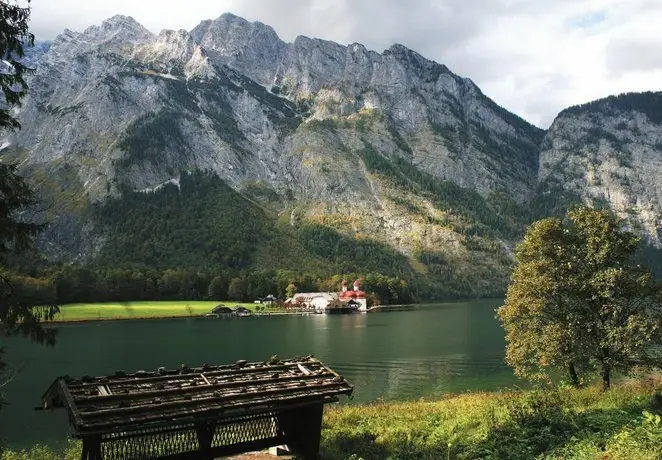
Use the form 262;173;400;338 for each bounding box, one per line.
279;404;324;460
80;435;102;460
195;421;217;460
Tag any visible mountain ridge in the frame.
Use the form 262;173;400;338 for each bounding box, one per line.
2;13;661;300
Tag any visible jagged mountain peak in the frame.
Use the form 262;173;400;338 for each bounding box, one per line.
386;43;422;56
347;42;369;53
191;12;282;47
100;14;143;29
213;12;272;29
190;13;286;86
50;28;81;49
83;14;153;44
42;15;152;64
188;13;469;98
208;12;251;25
385;43;454;79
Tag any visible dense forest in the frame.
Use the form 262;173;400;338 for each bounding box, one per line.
3;266;413;307
2;172;419;306
561;91;662;124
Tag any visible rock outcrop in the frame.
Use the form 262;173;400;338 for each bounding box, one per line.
539;92;662;246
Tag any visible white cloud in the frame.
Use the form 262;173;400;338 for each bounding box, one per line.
27;0;662;128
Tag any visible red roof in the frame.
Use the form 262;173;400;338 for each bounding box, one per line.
339;290;366;299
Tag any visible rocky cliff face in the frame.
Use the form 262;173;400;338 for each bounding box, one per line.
192;14;544;197
3;13;660;295
2;14;541;265
539;92;662;246
12;13;543;200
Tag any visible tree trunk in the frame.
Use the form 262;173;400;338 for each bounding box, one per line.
567;362;580;387
601;362;611;391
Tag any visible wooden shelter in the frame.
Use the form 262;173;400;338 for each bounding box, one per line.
41;356;353;460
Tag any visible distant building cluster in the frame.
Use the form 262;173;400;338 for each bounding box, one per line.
284;279;368;313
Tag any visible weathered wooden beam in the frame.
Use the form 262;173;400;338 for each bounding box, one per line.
80;381;346;422
67;359;326;389
72;371;339;405
59;379;85;430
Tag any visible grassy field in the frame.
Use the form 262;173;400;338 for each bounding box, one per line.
3;379;661;459
51;300;277;322
321;377;662;459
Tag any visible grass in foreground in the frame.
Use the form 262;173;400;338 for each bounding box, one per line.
52;301;281;322
322;377;662;459
2;379;661;459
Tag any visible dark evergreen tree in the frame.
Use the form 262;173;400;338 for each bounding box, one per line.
0;0;59;411
0;0;33;130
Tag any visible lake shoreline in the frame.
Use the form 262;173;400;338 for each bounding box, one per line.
47;300;291;323
47;311;312;325
48;299;497;324
48;306;420;325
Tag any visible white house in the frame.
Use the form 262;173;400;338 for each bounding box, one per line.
292;292;339;312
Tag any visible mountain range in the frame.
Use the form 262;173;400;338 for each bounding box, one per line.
2;13;661;299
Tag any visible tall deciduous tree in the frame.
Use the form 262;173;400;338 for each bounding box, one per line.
285;283;297;299
497;206;662;390
227;277;247;301
207;275;228;300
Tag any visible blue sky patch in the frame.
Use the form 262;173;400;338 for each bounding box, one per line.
567;10;607;29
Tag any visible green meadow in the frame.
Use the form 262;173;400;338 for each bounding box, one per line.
52;300;273;322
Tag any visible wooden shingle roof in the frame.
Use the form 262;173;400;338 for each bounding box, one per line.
42;356;353;436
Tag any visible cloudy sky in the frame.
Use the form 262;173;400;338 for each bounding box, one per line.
27;0;662;128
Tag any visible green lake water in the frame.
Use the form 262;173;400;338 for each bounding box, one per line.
0;299;518;450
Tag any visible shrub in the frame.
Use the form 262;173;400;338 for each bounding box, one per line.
1;441;80;460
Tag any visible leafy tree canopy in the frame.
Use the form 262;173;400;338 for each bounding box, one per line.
497;206;662;390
